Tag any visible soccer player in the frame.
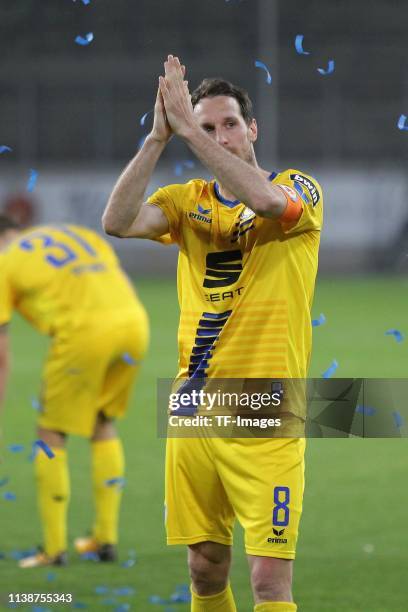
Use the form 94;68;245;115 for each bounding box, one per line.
102;55;323;612
0;217;149;567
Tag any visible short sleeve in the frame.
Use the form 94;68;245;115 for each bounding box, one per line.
277;170;323;235
146;184;182;245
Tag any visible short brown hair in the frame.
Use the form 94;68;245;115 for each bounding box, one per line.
191;78;254;124
0;214;19;236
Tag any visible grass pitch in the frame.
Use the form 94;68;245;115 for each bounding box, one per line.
0;276;407;611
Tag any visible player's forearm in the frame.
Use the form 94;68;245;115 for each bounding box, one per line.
102;135;167;237
182;126;284;217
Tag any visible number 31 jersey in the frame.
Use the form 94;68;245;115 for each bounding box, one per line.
147;169;323;383
0;224;143;335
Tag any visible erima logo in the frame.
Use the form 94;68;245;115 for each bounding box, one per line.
290;173;320;206
268;528;288;544
198;204;211;215
189;211;211;224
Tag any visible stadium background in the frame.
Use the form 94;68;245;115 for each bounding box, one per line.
0;0;407;610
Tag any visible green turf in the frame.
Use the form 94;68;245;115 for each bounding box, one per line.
0;276;407;611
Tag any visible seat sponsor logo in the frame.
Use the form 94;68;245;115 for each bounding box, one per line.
289;173;320;206
203;250;243;288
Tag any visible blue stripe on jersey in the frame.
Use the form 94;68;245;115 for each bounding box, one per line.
181;310;232;414
202;311;232;319
214;182;240;208
196;328;222;337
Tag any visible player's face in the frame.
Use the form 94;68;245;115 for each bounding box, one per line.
194;96;257;164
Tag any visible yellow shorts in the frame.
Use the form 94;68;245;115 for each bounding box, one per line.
38;310;149;437
165;436;305;559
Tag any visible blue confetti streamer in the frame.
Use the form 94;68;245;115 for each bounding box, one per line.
254;60;272;84
149;595;167;604
140;110;152;126
312;313;326;327
321;359;338;379
317;60;335;75
114;605;130;612
9;547;37;560
72;603;88;609
46;571;56;581
3;492;16;501
113;587;135;596
393;411;404;428
101;598;117;606
95;586;110;595
355;404;376;416
174;160;195;177
295;34;310;55
137;134;148;151
105;477;126;488
75;32;94;46
26;168;38;192
81;551;100;561
31;608;52;612
34;439;55;459
0;477;9;487
31;397;42;411
8;444;24;453
397;114;408;131
0;145;12;154
122;353;138;366
385;329;404;343
170;591;191;603
121;558;136;568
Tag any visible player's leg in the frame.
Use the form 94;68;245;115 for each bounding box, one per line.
28;328;110;567
248;556;296;611
166;436;237;610
189;541;236;611
89;412;124;560
75;317;147;559
20;426;69;568
213;435;305;611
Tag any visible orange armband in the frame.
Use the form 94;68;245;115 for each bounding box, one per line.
276;184;303;223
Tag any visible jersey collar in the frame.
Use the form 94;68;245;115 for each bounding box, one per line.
214;172;277;208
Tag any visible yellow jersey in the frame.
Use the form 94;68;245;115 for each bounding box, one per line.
147;169;323;381
0;224;143;335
